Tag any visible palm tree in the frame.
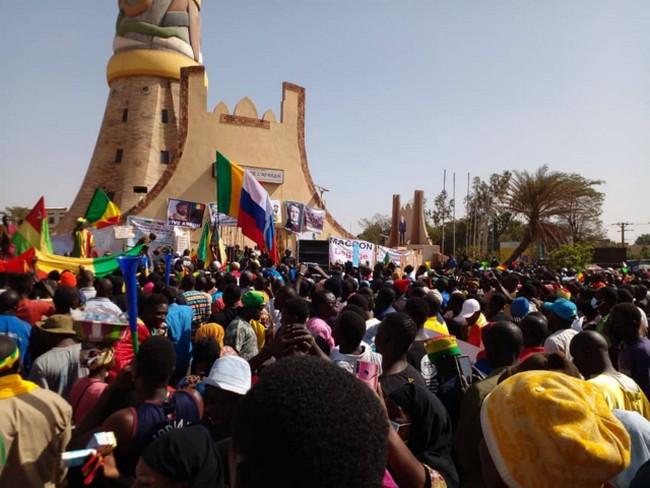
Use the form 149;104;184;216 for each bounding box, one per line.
501;165;602;264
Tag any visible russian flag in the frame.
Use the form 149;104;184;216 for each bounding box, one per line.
238;170;277;259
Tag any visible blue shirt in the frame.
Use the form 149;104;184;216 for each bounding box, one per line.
166;303;193;373
0;314;32;363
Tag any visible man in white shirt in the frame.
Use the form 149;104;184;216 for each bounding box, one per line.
331;310;382;374
83;278;123;316
543;298;579;360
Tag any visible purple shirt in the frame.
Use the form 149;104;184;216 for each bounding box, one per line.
619;337;650;399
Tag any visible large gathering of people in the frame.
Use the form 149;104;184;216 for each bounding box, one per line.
2;248;650;487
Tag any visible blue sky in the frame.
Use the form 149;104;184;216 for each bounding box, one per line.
1;1;649;242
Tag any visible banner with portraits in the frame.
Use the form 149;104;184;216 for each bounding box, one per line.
167;198;206;229
328;237;376;266
284;201;304;233
303;206;325;233
207;203;238;227
271;200;282;225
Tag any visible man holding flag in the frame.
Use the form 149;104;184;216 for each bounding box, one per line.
70;189;121;258
0;215;14;259
71;218;96;258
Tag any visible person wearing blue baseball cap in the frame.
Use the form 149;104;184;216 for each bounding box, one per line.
543;298;579;360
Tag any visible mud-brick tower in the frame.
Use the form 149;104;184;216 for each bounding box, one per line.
57;0;203;233
58;0;352;243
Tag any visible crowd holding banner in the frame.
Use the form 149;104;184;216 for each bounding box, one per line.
6;176;650;487
327;237;409;268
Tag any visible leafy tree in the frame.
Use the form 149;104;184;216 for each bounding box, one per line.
466;171;512;255
428;190;454;253
357;214;391;245
555;173;605;243
2;206;30;223
547;242;594;270
501;165;602;264
636;234;650;246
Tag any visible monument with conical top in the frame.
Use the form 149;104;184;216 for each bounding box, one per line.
58;0;351;247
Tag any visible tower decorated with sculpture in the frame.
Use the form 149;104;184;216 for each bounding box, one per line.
58;0;350;244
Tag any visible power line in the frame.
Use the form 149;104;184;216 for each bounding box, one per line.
611;222;650;247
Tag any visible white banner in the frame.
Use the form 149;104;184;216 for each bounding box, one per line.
376;245;404;267
126;216;175;252
328;237;375;266
113;225;135;240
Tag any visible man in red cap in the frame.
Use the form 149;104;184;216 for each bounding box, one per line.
392;279;411;313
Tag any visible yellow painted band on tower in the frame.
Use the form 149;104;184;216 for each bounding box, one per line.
107;50;201;85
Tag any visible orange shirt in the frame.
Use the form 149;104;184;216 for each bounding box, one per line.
16;298;54;326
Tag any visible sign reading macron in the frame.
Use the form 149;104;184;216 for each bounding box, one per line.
329;237;376;266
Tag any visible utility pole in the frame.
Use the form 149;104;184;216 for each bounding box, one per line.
465;172;470;253
611;222;635;248
452;172;456;258
441;170;446;255
611;222;650;248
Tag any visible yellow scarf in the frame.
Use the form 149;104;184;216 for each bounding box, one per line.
250;319;267;350
0;374;38;400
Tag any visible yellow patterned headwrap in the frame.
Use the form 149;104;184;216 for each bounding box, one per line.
195;323;225;347
481;371;631;488
0;344;19;373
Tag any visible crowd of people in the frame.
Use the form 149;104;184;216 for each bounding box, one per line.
1;246;650;487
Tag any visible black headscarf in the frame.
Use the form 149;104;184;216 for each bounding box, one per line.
388;383;459;488
141;425;225;488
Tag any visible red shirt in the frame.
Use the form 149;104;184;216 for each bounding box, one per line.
519;346;545;362
108;322;151;382
16;298;54;326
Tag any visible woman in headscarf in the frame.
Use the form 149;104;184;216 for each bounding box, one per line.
133;425;225;487
195;323;225;347
387;383;459;488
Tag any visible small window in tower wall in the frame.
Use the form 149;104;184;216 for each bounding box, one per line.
115;149;123;163
106;191;116;201
162;110;169;123
122;109;128;122
161;150;170;165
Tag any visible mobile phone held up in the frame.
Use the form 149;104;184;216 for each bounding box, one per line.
355;360;379;391
455;355;473;385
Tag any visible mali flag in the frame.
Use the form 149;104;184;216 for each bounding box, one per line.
197;221;227;269
11;197;53;255
216;152;244;219
85;189;121;229
216;152;276;260
0;245;145;278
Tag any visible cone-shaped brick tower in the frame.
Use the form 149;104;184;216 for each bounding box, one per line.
58;0;351;244
58;0;203;233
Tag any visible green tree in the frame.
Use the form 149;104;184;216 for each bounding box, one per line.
466;171;512;256
428;190;453;253
501;165;602;264
556;173;605;243
2;206;30;223
547;242;594;270
636;234;650;246
357;214;391;245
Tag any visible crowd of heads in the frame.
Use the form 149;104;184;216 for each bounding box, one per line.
2;249;650;486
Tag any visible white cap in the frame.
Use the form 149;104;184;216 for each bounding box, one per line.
460;298;481;318
203;356;252;395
